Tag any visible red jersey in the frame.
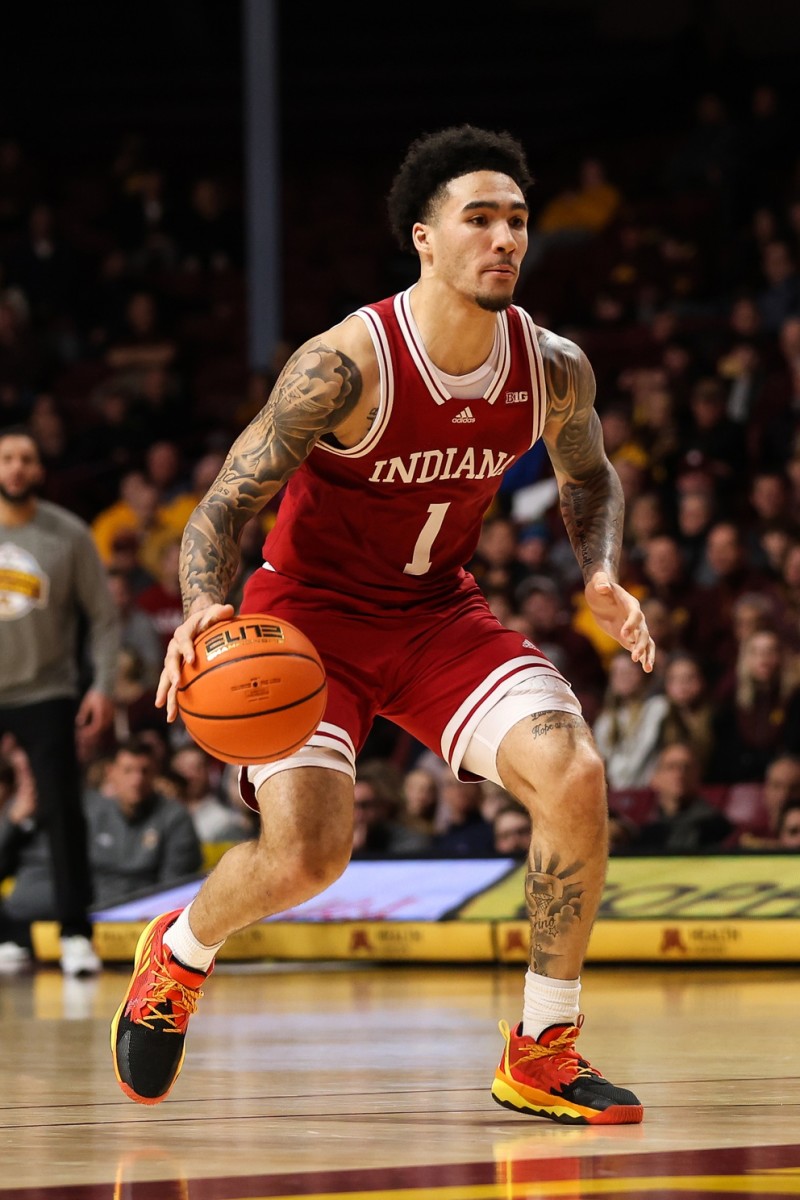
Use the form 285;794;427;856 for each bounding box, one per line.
261;289;546;611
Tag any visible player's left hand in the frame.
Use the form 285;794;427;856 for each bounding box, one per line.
585;571;655;672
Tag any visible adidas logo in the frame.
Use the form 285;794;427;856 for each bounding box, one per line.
505;390;528;404
452;406;476;424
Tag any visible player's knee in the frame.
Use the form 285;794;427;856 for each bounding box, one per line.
269;831;351;905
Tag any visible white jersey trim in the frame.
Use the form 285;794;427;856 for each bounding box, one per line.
515;306;547;447
441;657;569;777
316;306;394;460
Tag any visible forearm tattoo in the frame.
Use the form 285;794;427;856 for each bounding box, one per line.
180;343;362;613
541;332;624;583
526;848;586;975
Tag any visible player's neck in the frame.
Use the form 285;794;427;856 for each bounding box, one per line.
409;280;499;376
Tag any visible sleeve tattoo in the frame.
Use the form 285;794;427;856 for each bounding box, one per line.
541;332;624;582
179;343;363;614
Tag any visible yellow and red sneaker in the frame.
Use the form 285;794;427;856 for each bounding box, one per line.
110;910;211;1105
491;1017;643;1125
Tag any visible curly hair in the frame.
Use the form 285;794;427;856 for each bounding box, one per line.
387;124;534;253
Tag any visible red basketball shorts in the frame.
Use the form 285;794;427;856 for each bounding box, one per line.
239;565;577;795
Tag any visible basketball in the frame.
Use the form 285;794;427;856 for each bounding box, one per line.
176;614;327;765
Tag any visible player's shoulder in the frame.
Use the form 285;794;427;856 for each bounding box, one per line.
531;322;590;370
35;499;93;539
288;310;377;372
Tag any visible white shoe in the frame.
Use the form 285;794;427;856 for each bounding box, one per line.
0;941;32;974
59;935;102;977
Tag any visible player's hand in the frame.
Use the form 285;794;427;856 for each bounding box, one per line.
156;602;235;722
584;571;655;673
76;689;115;736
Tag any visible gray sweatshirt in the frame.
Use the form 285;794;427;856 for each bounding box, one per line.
0;501;120;705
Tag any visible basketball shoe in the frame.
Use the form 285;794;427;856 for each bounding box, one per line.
491;1017;643;1125
111;910;211;1105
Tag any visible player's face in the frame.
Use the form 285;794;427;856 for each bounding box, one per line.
417;171;528;311
0;435;44;505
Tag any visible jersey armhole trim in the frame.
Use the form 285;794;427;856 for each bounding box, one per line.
315;307;393;459
516;307;547;448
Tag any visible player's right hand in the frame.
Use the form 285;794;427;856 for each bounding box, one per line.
156;602;235;722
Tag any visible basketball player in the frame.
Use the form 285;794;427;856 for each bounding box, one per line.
112;126;654;1123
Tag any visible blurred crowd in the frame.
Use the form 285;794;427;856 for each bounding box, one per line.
2;81;800;964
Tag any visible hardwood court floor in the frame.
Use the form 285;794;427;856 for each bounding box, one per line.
0;961;798;1198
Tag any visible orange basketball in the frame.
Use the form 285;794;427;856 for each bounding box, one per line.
176;614;327;765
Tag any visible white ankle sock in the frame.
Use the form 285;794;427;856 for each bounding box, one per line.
163;903;225;972
522;969;581;1039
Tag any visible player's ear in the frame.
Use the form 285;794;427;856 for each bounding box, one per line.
412;222;431;256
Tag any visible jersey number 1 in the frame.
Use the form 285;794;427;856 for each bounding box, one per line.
404;502;450;576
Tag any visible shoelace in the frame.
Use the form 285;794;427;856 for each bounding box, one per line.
129;957;202;1033
514;1022;600;1082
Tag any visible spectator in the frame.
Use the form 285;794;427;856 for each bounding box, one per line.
351;759;431;857
680;377;748;504
626;742;733;854
432;772;495;857
738;752;800;849
776;799;800;850
514;574;607;723
0;426;118;975
0;734;47;971
85;737;202;908
658;651;715;775
135;538;184;655
401;765;439;840
593;651;668;789
708;629;800;783
105;566;163;689
492;802;532;858
170;745;251;844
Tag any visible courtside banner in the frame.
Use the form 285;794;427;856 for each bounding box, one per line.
458;855;800;920
31;855;800;963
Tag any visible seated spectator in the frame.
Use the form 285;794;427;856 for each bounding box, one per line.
690;521;778;685
593;651;668;789
431;771;495;857
737;752;800;849
626;743;733;854
513;574;606;723
401;766;439;840
470;515;528;596
492;802;532;859
104;290;177;372
85;737;202;908
351;759;432;857
636;534;696;651
777;800;800;850
0;734;47;971
658;651;715;775
680;378;748;506
135;538;184;655
708;629;800;783
105;566;163;689
526;156;622;269
169;745;251;844
111;645;170;744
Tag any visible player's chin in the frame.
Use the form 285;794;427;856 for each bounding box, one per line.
475;287;514;313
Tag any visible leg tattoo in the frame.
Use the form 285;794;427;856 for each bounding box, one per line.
525;848;585;975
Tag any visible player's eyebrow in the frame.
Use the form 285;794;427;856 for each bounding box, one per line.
461;199;529;214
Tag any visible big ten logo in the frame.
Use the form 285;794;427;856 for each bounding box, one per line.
205;622;285;661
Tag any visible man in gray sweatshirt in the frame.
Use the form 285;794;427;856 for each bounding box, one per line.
0;425;120;975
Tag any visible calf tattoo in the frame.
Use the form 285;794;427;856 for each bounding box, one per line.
525;848;585;975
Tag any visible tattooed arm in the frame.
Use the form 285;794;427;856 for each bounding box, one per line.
540;330;655;672
155;324;372;717
180;338;364;616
